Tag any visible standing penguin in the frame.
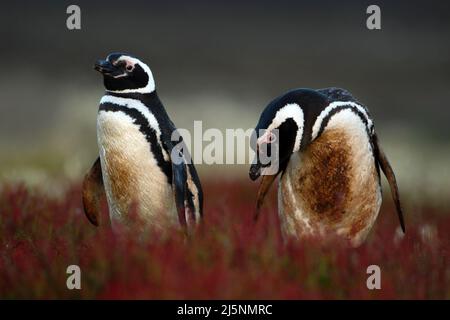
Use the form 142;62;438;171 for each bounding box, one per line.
82;53;203;231
249;88;405;246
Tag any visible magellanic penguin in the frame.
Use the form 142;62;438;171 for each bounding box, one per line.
249;88;405;246
82;53;203;232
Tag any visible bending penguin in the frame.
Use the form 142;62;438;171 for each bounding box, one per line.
249;88;405;246
82;53;203;231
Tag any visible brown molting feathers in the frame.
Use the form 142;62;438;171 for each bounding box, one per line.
250;87;404;246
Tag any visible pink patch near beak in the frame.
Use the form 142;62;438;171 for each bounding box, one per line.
257;131;275;146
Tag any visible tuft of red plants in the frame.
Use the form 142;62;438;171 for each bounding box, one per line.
0;180;448;299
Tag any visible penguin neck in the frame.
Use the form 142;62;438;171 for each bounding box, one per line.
106;91;163;109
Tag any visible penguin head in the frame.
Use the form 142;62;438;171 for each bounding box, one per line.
249;89;330;181
249;101;304;181
94;53;155;93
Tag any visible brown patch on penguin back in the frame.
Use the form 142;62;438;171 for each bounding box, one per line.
295;128;353;225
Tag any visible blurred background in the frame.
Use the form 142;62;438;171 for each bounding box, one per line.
0;0;449;204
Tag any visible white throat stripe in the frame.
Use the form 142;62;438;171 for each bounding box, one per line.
311;101;373;140
99;95;170;161
100;95;161;137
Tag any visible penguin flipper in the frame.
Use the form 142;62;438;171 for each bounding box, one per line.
164;132;201;227
186;163;203;220
171;159;188;228
82;157;105;226
373;134;406;233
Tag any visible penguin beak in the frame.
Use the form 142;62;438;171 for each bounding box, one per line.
249;162;262;181
94;59;116;75
253;173;278;220
249;150;281;220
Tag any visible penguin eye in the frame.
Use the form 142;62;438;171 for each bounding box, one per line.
268;132;276;143
126;64;134;72
257;130;276;150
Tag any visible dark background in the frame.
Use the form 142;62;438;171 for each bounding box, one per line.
0;1;449;201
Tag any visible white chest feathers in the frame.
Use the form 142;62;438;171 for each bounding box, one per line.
97;109;176;229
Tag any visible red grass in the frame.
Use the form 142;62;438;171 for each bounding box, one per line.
0;180;449;299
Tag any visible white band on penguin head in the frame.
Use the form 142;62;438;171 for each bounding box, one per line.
266;103;304;153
